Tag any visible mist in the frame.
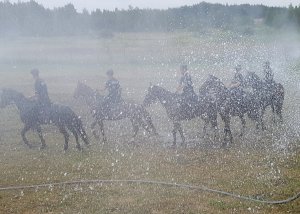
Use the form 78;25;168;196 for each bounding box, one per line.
0;1;299;213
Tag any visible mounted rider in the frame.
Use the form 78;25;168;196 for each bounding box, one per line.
176;65;197;112
101;69;122;115
31;69;51;122
229;65;245;100
263;61;275;90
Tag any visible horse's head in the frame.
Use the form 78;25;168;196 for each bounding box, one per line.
143;85;160;107
199;75;223;94
0;89;19;108
74;81;88;99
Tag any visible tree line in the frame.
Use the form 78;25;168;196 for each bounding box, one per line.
0;1;299;37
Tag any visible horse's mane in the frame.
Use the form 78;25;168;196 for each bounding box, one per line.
78;82;94;93
201;75;227;91
151;85;176;96
77;82;103;98
208;74;219;81
247;72;261;81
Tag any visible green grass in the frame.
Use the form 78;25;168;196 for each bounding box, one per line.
0;31;299;213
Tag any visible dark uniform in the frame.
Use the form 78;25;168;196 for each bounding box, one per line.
264;66;274;84
35;78;51;105
179;72;197;110
230;70;245;101
232;72;244;89
180;72;194;95
102;78;122;113
263;62;275;96
34;78;51;122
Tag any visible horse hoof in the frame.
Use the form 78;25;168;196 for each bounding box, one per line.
221;142;228;148
76;146;83;151
84;138;90;145
181;143;187;149
40;145;47;150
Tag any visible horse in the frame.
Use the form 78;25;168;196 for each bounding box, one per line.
0;89;89;151
199;75;263;138
244;72;284;123
143;85;220;147
73;82;158;142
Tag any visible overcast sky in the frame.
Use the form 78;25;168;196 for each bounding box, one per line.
5;0;300;11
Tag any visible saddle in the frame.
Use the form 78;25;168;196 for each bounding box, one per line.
37;103;52;124
100;98;124;119
178;92;199;117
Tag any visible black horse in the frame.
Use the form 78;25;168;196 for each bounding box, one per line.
199;75;263;138
143;85;220;147
0;89;89;151
244;72;284;123
74;82;157;142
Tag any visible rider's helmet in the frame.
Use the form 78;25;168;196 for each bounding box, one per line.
31;68;39;77
106;69;114;77
180;64;188;74
264;61;270;68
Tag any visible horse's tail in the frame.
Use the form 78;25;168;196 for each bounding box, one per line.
277;83;285;100
73;114;89;145
274;83;284;120
140;106;158;136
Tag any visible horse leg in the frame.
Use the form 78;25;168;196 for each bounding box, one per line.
78;127;89;146
21;124;32;148
147;118;158;136
98;120;107;143
139;118;152;135
172;124;177;147
144;115;158;136
211;117;220;142
259;107;266;131
131;119;139;139
36;125;46;150
277;107;283;123
91;120;100;140
221;114;233;147
58;125;70;151
271;101;276;123
239;115;246;137
275;101;284;123
67;125;82;151
176;123;185;148
202;119;209;138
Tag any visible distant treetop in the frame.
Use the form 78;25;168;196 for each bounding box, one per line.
0;1;299;37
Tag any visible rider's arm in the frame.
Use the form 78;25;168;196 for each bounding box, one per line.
99;82;108;93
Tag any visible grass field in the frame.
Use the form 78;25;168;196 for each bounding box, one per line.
0;31;299;213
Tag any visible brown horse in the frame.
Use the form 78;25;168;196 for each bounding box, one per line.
143;85;220;147
199;75;264;141
244;72;284;123
0;89;89;151
74;82;158;142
